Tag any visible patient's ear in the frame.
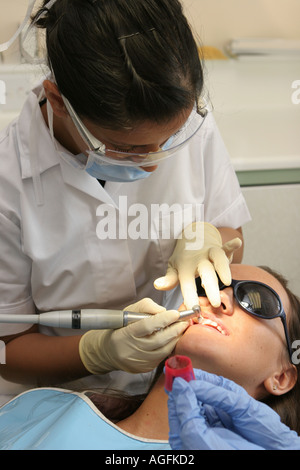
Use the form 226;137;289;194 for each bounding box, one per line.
264;365;297;396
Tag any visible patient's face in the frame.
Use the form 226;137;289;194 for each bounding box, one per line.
175;264;291;398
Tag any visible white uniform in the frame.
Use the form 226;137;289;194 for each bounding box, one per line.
0;82;251;402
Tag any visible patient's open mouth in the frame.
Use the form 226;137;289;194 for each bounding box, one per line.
192;315;229;336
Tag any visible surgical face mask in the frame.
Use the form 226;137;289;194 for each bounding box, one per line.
85;156;151;182
47;101;151;182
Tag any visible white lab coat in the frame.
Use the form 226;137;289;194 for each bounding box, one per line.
0;82;251;402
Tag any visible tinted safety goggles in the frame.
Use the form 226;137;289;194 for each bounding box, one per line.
196;277;293;362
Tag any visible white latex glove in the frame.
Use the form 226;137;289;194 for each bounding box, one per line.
154;222;242;309
79;298;188;374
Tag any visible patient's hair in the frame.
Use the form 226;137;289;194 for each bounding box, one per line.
260;267;300;435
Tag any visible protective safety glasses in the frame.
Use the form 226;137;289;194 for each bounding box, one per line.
196;277;293;362
62;95;208;168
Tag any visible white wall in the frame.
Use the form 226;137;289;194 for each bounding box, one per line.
242;185;300;298
1;0;300;59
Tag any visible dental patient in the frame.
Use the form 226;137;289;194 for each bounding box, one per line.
0;264;299;450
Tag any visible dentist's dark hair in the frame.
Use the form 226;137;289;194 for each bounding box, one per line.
32;0;203;129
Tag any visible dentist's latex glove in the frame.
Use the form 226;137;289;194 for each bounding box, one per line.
154;222;242;309
79;298;188;375
168;369;300;450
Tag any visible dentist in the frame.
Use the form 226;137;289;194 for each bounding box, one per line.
0;0;250;401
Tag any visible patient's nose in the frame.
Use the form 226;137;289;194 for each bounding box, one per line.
219;288;234;316
198;287;234;316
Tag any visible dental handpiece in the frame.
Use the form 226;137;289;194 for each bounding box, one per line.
0;306;201;330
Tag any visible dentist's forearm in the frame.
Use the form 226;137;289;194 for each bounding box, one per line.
0;326;89;385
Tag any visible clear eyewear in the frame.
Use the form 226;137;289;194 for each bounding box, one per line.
196;277;293;363
62;95;208;168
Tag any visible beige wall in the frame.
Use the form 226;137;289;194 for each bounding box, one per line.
1;0;300;56
1;0;28;41
182;0;300;50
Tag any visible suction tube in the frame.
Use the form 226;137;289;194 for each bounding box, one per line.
164;355;195;392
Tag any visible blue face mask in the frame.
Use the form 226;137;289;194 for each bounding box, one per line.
84;137;173;182
85;160;152;182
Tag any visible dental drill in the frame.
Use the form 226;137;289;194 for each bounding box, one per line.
0;306;202;330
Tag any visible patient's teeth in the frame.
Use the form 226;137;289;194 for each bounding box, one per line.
200;318;226;335
217;326;226;335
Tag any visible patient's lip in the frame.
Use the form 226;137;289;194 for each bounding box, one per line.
192;313;230;336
